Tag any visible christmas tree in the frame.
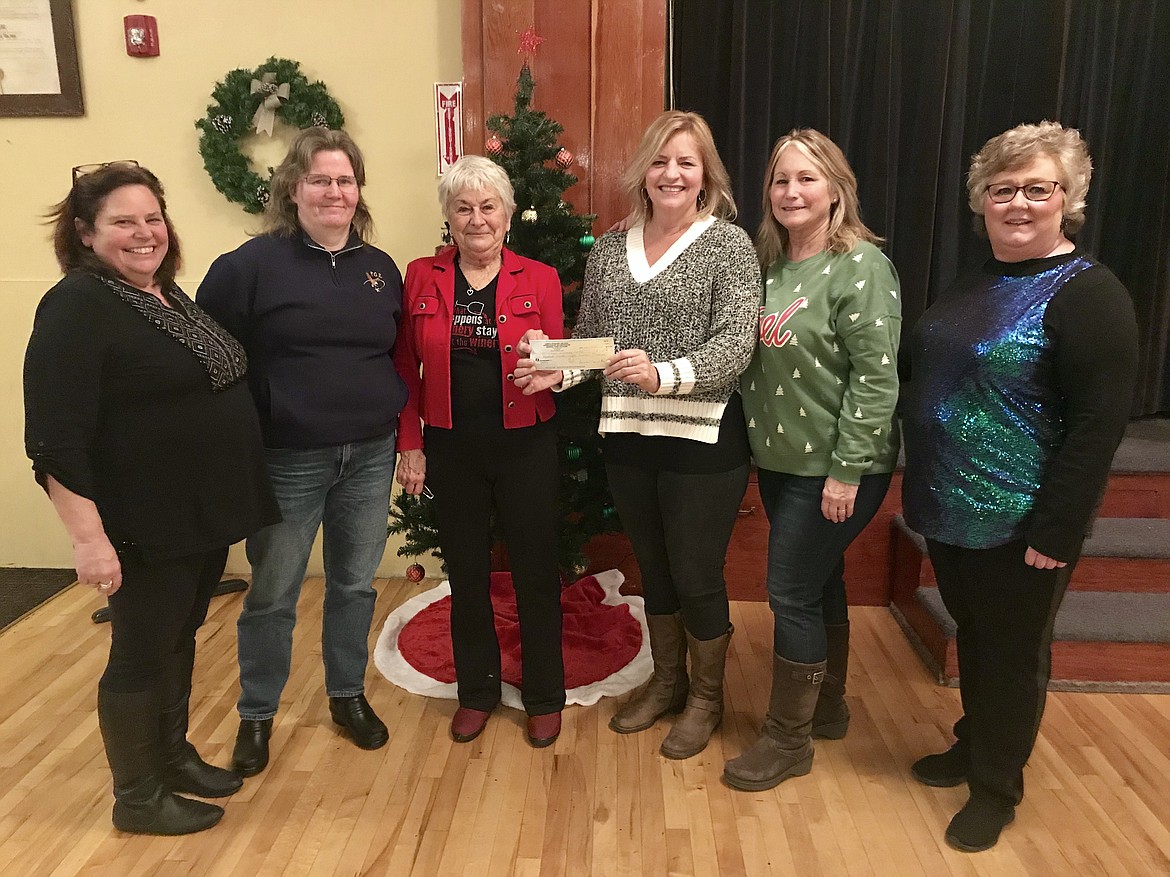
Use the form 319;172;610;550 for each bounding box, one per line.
388;57;622;577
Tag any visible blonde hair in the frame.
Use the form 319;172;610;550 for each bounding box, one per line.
619;111;736;225
262;127;374;241
967;120;1093;236
755;129;880;267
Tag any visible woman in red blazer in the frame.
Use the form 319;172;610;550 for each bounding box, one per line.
394;155;565;748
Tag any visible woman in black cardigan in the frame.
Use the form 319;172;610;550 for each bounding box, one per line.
24;163;278;836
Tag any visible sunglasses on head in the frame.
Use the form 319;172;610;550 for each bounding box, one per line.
71;160;141;184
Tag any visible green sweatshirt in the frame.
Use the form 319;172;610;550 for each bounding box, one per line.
740;241;901;483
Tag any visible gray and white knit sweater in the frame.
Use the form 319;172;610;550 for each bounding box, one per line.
560;216;761;443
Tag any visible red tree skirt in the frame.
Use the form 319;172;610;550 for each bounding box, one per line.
374;570;651;709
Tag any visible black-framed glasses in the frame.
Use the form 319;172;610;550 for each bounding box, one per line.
71;160;140;184
985;181;1061;203
302;174;359;191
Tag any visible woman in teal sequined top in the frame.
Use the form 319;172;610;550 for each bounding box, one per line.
902;122;1138;853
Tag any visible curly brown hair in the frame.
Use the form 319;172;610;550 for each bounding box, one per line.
48;163;182;288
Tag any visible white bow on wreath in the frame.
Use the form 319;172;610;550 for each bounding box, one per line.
249;72;290;136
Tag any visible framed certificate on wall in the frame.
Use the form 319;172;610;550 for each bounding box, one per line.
0;0;83;117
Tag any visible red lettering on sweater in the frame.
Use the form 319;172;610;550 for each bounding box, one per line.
759;297;807;347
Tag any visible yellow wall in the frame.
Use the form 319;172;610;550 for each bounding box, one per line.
0;0;461;575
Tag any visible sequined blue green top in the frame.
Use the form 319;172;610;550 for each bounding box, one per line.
902;254;1096;549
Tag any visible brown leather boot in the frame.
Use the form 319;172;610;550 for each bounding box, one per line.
812;621;850;739
659;625;733;760
610;612;688;733
723;654;824;791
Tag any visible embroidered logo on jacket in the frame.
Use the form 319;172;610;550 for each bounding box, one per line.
365;271;386;291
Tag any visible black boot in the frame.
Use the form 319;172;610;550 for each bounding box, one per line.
911;741;969;787
232;718;273;777
159;696;243;797
329;695;389;750
945;794;1015;852
98;688;223;835
158;646;242;797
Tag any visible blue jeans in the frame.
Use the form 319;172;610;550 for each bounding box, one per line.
237;433;396;720
758;469;891;663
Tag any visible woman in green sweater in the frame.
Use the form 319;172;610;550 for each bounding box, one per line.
723;129;901;791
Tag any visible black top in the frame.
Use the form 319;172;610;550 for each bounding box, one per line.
24;272;280;561
449;264;503;427
196;231;407;449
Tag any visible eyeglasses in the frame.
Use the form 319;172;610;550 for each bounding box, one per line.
985;181;1061;203
302;174;359;191
71;160;140;184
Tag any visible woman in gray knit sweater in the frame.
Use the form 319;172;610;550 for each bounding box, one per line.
517;111;760;759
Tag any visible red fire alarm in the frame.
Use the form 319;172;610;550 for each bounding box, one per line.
124;15;159;57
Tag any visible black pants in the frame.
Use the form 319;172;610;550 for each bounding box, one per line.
100;547;229;694
426;419;565;716
605;462;749;641
927;537;1075;807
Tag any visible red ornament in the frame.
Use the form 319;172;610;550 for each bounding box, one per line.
406;563;426;583
486;134;503;156
517;25;546;58
555;147;574;169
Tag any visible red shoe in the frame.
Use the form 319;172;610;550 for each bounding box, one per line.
450;707;492;743
526;712;561;748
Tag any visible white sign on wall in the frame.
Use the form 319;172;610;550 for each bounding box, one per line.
435;82;463;175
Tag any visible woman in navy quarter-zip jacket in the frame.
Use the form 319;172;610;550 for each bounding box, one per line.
198;128;407;776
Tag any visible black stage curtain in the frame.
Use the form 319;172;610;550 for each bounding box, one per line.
673;0;1170;413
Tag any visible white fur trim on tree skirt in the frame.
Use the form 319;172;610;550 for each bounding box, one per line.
373;569;652;710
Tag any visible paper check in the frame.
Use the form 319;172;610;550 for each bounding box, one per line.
528;337;615;370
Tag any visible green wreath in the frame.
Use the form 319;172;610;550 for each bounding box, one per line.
195;57;345;214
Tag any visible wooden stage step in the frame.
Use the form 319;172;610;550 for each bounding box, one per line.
892;516;1170;593
888;514;1170;691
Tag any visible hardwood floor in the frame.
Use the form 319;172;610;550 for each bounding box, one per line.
1;577;1167;876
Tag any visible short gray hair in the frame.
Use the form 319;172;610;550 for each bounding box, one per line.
967;121;1093;236
438;155;516;220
